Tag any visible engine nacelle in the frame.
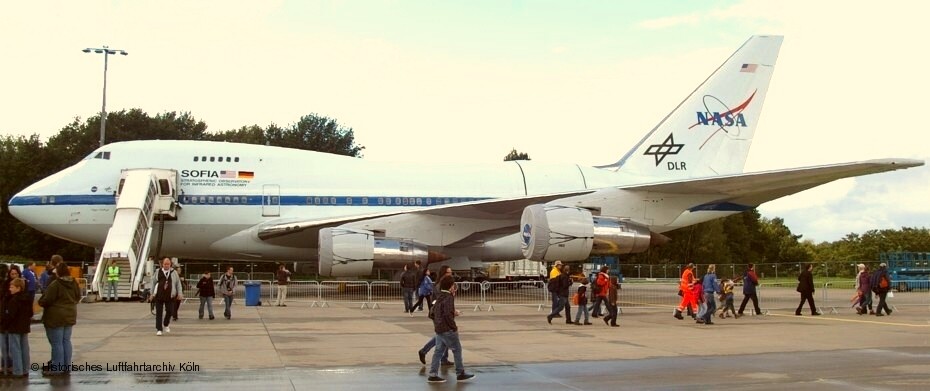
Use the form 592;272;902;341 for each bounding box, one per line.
520;204;666;262
318;227;429;277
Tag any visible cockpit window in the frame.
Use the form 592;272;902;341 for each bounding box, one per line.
84;151;112;160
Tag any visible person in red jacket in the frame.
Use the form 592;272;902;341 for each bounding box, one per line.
591;266;609;318
674;263;697;320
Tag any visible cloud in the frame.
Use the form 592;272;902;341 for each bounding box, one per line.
636;14;701;30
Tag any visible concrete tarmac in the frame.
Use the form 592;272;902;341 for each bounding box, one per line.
6;299;929;390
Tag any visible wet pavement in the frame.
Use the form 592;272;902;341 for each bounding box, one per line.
9;298;930;390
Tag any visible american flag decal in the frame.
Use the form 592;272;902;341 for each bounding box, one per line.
740;63;758;73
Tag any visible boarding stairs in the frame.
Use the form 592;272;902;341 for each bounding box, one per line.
90;169;178;300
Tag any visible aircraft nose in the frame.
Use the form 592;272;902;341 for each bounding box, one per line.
8;188;35;222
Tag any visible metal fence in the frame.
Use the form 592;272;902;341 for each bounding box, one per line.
163;278;928;315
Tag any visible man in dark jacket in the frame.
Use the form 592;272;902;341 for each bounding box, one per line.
426;276;475;383
737;263;762;316
795;264;819;316
546;266;573;324
870;263;893;316
399;264;418;315
197;271;216;320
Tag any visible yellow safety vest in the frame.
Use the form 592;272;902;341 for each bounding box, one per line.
107;265;120;281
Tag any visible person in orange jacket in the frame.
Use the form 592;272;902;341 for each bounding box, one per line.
674;263;698;320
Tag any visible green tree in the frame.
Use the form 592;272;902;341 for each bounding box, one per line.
263;114;364;157
504;148;530;161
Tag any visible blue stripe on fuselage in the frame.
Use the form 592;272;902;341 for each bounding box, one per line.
8;194;116;206
9;194;494;207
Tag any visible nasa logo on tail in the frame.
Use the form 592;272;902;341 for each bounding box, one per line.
690;90;757;150
643;133;686;170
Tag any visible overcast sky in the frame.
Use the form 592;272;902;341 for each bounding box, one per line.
2;0;928;243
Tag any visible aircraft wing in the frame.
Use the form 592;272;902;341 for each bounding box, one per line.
256;192;596;241
621;158;924;207
257;158;922;244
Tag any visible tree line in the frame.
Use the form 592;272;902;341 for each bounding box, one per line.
1;109;927;275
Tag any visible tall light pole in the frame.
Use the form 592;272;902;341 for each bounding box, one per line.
83;45;128;147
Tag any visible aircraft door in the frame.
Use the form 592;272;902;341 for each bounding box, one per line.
262;184;280;217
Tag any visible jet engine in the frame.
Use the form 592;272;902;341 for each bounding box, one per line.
318;227;431;277
520;204;667;262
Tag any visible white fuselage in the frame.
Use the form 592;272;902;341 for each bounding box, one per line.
10;140;705;262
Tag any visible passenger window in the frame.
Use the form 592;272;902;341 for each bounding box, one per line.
210;157;215;162
234;157;240;162
224;196;231;203
208;196;215;203
194;156;199;162
330;197;337;205
226;157;231;162
202;156;207;162
199;196;206;203
183;196;190;203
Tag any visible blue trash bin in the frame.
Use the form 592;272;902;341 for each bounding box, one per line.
244;281;261;306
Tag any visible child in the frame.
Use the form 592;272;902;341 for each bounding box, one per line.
718;279;738;319
573;280;592;325
693;277;706;323
2;278;32;378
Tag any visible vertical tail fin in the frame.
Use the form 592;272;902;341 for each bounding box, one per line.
603;35;783;178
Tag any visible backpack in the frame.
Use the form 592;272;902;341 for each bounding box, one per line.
571;292;580;305
879;274;889;289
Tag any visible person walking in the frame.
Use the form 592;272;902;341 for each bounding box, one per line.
855;264;873;315
701;265;720;325
418;266;451;367
196;271;215;320
105;259;120;302
275;264;291;307
151;258;183;335
399;263;418;315
795;264;819;316
573;279;591;325
219;267;237;320
548;261;564;318
38;263;80;375
415;269;435;314
870;263;893;316
426;276;475;383
591;266;609;318
674;263;697;320
602;276;620;327
546;264;572;325
718;279;737;319
737;263;762;316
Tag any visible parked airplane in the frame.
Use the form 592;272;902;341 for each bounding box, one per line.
7;36;923;292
